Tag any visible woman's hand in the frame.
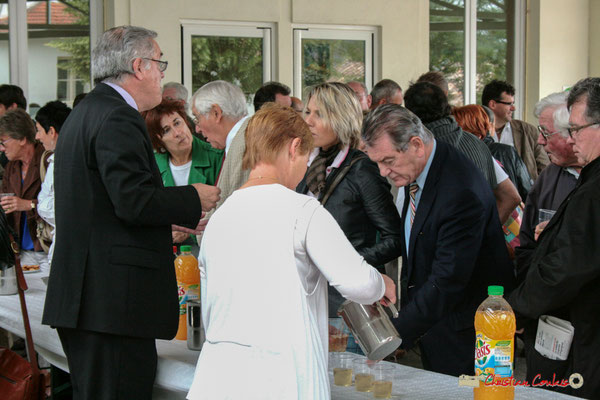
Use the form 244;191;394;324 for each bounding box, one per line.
379;273;397;306
0;195;29;214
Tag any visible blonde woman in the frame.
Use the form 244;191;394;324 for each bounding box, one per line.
297;82;402;317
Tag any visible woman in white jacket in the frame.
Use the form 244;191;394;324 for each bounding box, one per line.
187;103;396;400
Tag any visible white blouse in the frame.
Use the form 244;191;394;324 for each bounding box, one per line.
187;184;384;400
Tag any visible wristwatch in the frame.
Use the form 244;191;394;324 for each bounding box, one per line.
30;201;36;210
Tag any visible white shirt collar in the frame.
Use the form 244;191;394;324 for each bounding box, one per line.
225;116;249;156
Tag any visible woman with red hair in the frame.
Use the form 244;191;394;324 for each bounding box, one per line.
144;99;223;252
452;104;532;200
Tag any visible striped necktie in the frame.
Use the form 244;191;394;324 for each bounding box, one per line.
409;182;419;226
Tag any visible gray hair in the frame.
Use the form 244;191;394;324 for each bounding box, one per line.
534;91;570;137
567;77;600;123
191;80;248;121
92;26;157;84
362;104;433;151
162;82;189;102
371;79;402;106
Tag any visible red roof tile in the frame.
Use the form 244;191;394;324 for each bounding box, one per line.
0;1;81;26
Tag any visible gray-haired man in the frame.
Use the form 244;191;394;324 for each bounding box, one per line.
515;91;583;281
191;80;250;216
42;26;219;399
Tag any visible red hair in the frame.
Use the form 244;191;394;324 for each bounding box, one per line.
142;99;193;152
451;104;491;140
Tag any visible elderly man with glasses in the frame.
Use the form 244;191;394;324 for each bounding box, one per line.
508;77;600;400
42;26;219;400
515;91;583;280
483;79;550;180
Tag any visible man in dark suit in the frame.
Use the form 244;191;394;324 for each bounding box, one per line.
362;105;514;376
42;26;220;399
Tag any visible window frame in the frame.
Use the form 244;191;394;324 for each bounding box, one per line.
292;24;379;98
181;19;275;99
430;0;525;118
6;0;102;101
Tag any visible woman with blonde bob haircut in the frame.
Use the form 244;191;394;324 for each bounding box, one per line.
188;103;396;400
297;82;402;322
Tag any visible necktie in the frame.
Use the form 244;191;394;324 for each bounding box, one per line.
409;182;419;226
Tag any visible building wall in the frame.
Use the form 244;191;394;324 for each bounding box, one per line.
104;0;429;99
590;0;600;76
525;0;590;123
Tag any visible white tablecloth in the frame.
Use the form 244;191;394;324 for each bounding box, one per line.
0;252;581;400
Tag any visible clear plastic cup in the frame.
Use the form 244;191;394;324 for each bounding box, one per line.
538;208;556;224
353;359;374;392
332;353;354;386
328;317;350;352
372;364;395;399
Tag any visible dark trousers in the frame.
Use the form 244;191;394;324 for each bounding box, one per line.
57;327;157;400
419;323;475;377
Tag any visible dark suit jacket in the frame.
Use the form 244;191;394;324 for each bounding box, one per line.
393;141;515;365
42;83;203;339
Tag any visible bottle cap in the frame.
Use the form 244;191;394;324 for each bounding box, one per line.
180;245;192;253
173;246;178;254
488;285;504;296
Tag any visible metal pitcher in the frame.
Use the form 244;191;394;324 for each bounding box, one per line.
338;300;402;360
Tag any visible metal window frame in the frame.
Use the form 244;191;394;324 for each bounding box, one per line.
180;19;275;97
292;24;379;98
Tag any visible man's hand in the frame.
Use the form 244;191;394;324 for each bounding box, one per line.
534;221;549;241
172;231;189;243
379;273;397;306
172;213;209;235
191;183;220;212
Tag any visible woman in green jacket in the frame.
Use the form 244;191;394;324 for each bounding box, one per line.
144;99;223;252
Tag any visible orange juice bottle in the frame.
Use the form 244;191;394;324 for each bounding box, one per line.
474;285;516;400
174;245;199;340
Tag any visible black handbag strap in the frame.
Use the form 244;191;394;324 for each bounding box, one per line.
320;153;367;206
7;233;40;376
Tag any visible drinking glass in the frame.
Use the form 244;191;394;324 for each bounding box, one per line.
372;363;395;399
332;353;354;387
538;208;556;224
353;358;374;392
328;317;349;352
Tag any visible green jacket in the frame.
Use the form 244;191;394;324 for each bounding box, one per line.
155;136;223;187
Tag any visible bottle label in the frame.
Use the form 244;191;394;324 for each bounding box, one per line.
178;283;199;315
475;332;513;379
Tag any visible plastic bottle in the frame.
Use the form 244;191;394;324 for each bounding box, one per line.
474;285;516;400
174;245;199;340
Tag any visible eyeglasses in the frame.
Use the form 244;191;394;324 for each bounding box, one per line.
142;58;168;72
537;125;561;140
0;138;13;147
567;121;600;138
495;99;515;107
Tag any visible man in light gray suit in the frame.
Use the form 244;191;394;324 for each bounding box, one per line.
191;80;250;219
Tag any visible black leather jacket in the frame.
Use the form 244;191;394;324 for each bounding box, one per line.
297;148;402;267
483;136;533;201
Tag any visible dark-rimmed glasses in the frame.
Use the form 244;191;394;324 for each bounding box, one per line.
537;125;561;140
494;99;515;107
142;58;168;72
0;138;13;147
567;122;600;139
